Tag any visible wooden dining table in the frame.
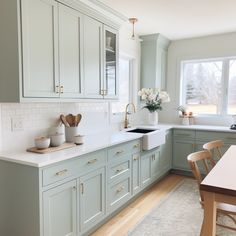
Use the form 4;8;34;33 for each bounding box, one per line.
200;145;236;236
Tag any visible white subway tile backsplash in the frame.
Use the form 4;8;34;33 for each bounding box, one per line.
0;102;111;151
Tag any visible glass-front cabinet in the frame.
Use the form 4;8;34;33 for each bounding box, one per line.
103;26;118;99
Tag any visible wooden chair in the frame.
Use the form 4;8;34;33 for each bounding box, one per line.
203;140;224;162
187;150;236;232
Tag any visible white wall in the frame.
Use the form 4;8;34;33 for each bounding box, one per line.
159;32;236;126
0;22;141;152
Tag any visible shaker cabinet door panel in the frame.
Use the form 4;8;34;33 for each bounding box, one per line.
83;16;103;98
59;4;83;98
43;180;77;236
79;167;105;233
21;0;59;98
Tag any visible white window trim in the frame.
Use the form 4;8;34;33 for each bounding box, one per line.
110;53;135;123
180;56;236;116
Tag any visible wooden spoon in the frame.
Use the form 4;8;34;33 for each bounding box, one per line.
76;114;82;126
60;114;70;127
66;114;74;127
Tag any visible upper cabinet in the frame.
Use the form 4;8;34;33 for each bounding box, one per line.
0;0;120;102
83;17;118;99
140;34;170;90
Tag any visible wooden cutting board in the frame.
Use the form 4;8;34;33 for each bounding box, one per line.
27;142;76;154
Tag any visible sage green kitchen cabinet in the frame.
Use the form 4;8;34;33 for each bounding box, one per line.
79;167;105;233
104;25;118;99
132;153;141;195
43;180;77;236
21;0;60;98
83;15;103;99
160;130;172;174
151;148;161;179
83;17;118;99
58;4;83;98
140;34;170;90
140;152;152;187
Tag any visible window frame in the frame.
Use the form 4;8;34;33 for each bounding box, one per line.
110;53;134;123
180;56;236;116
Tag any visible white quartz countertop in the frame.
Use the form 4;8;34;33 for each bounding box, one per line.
0;131;143;168
0;123;235;168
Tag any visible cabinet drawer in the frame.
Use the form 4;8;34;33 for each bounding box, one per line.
108;174;131;212
108;159;130;183
108;140;141;162
173;129;195;139
43;150;106;186
196;131;236;143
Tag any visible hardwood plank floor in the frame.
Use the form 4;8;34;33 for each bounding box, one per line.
92;174;187;236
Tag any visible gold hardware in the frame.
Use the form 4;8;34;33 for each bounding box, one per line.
81;183;84;194
133;156;138;161
116;167;124;173
116;150;124;155
100;89;104;96
124;103;136;129
87;159;97;164
55;86;59;94
133;144;140;148
129;18;138;40
116;186;125;193
55;169;68;176
60;85;64;94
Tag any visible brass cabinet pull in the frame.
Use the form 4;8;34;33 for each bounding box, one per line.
55;169;68;176
55;86;59;94
116;186;124;193
87;159;97;164
116;150;124;155
133;156;138;161
81;183;84;194
60;85;64;94
116;167;124;173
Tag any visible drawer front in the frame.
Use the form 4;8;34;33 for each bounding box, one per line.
173;129;195;139
108;140;141;162
43;150;106;186
196;131;236;143
108;175;131;212
108;159;130;183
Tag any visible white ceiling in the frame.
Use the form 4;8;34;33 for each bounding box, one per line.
99;0;236;40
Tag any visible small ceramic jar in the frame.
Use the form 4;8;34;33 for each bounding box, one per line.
35;137;50;149
50;133;65;147
74;135;84;145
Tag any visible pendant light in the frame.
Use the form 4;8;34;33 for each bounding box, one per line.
129;18;138;40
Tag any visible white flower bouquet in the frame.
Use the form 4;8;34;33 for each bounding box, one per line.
138;88;170;113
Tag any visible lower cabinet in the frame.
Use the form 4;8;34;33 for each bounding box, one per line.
140;147;162;188
132;153;141;195
43;180;77;236
79;167;105;233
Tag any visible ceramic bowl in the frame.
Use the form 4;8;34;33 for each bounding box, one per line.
35;137;50;149
50;133;65;147
74;135;84;145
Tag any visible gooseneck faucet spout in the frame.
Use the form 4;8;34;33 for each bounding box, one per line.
124;103;136;129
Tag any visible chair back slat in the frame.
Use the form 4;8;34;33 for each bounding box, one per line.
203;140;224;162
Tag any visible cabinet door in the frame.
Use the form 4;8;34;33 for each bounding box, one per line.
132;153;141;195
43;180;77;236
104;26;118;99
160;131;172;174
141;153;152;187
79;167;105;233
58;4;83;98
83;15;103;98
151;149;161;179
173;139;195;171
21;0;59;98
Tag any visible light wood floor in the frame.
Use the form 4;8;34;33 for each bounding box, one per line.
92;174;187;236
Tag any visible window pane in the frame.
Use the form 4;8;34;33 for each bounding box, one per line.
227;60;236;114
183;61;223;114
112;58;130;113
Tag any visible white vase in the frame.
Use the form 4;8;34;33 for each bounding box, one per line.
148;111;158;125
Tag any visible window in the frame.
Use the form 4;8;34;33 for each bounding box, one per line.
181;57;236;115
111;56;133;114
